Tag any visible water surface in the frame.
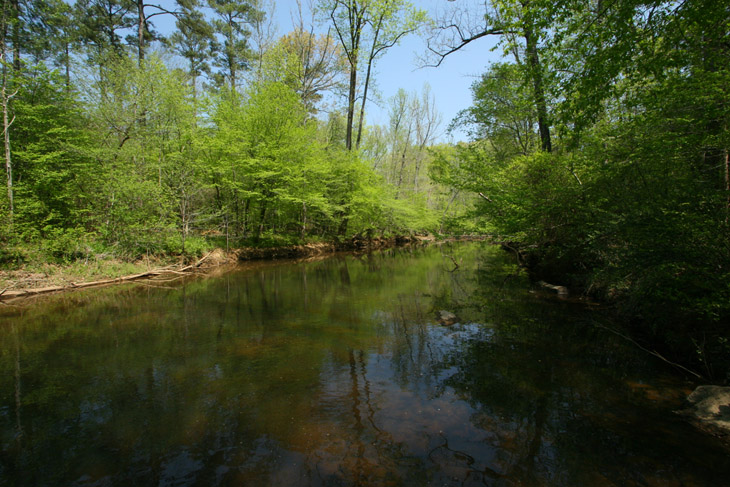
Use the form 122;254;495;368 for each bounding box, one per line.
1;242;728;486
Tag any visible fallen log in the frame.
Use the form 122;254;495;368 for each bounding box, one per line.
0;251;214;302
537;280;569;296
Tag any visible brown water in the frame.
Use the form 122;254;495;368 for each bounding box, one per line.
0;242;727;486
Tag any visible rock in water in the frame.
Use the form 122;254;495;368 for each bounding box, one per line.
436;310;459;326
677;385;730;436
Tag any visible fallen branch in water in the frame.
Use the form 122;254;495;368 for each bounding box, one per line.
443;254;460;272
499;242;526;267
593;321;704;380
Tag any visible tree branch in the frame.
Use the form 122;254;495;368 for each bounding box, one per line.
424;27;506;68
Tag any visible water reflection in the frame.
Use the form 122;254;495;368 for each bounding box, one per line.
0;243;728;486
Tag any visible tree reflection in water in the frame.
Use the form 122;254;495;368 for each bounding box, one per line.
0;242;728;486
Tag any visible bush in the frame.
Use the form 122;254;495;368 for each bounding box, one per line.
0;245;27;268
40;227;94;263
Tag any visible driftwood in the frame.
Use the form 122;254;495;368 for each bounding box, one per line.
592;321;704;380
537;280;569;296
0;252;214;302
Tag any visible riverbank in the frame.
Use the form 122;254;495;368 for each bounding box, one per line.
0;235;438;302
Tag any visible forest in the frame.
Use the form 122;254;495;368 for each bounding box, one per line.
1;0;728;377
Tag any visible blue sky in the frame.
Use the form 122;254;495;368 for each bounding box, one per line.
154;0;503;142
270;0;503;142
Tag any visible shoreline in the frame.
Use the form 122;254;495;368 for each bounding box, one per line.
0;235;461;303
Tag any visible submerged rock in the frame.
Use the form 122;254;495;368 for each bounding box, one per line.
677;385;730;437
436;310;459;326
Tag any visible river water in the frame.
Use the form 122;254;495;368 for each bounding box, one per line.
1;242;728;486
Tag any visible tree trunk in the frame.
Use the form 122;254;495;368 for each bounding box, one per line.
3;92;11;221
355;24;382;150
301;201;307;239
257;201;267;239
395;145;408;198
137;0;146;63
2;47;14;223
227;26;237;89
337;214;349;238
345;63;357;150
354;58;371;149
10;0;19;71
229;52;236;90
523;17;552;153
725;149;730;225
64;42;71;92
242;198;250;238
191;59;198;105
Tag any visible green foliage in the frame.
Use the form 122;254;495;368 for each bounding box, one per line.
432;0;730;377
39;227;93;263
453;63;539;158
0;0;443;283
11;65;89;232
0;245;26;268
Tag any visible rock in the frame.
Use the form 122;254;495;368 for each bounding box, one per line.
677;385;730;436
436;310;459;326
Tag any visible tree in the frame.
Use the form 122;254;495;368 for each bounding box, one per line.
376;85;440;197
425;0;555;152
1;0;18;224
320;0;425;150
81;54;201;252
277;28;346;113
168;3;214;100
453;62;539;160
353;0;425;149
208;0;262;90
43;0;76;89
209;78;338;240
129;0;182;63
75;0;135;60
427;0;730;376
9;65;89;235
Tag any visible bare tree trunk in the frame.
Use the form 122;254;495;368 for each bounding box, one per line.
345;64;357;150
355;19;383;150
227;25;237;90
354;57;371;149
396;145;408;198
229;57;236;91
2;52;15;224
3;91;12;219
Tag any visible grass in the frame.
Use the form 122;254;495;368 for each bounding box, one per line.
0;253;181;291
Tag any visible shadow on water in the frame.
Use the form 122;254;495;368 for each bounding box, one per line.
0;242;728;486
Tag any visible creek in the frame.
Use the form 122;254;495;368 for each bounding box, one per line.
1;242;728;486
